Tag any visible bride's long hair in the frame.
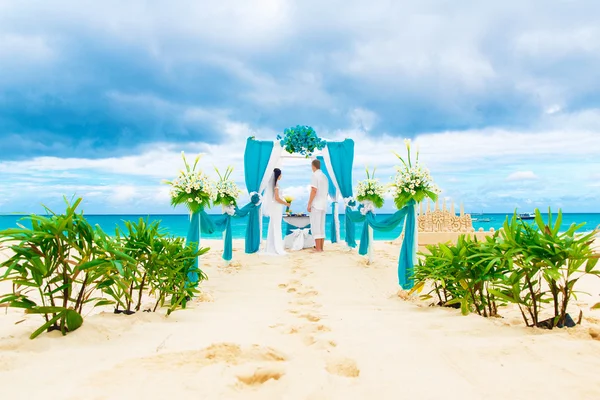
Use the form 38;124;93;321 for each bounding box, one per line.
273;168;282;191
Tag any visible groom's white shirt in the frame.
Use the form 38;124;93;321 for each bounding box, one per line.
311;169;329;210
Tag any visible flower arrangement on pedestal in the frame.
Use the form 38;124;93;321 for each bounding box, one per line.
277;125;326;157
356;167;386;209
164;152;216;213
284;196;294;214
214;166;242;208
391;139;440;209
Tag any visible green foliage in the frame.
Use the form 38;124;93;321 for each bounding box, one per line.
146;237;208;315
412;234;507;317
413;208;600;328
491;208;599;327
0;198;123;338
0;198;210;339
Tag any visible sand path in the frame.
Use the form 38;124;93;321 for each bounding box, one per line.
1;241;599;399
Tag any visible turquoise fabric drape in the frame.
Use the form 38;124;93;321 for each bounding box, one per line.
329;202;337;243
398;201;417;289
317;155;338;243
200;211;233;261
326;139;356;247
316;155;337;198
186;211;201;286
243;138;274;253
346;200;418;289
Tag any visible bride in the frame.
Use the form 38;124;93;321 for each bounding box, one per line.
263;168;291;255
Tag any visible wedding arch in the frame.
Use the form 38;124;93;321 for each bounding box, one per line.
241;136;357;253
176;128;427;290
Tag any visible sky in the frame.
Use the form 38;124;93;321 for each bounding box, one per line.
1;0;600;214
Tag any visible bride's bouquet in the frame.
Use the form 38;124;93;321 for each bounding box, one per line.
164;152;216;213
391;139;439;209
356;167;386;209
284;196;294;214
214;166;242;207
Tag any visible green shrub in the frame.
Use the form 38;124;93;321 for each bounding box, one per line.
413;208;600;328
0;198;210;339
412;234;507;317
0;198;122;338
146;236;208;315
491;209;599;328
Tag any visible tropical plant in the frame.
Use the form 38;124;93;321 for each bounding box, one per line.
145;236;208;315
412;243;464;306
391;139;440;209
214;166;242;207
163;152;216;213
277;125;325;157
412;234;507;317
0;198;124;339
112;218;164;314
356;167;386;209
491;209;600;328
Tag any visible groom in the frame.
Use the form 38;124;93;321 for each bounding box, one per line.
307;159;329;252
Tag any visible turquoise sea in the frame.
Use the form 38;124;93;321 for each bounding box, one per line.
1;213;599;241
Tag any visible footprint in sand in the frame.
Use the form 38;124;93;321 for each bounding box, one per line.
299;313;321;322
290;300;322;309
236;366;285;386
287;287;298;293
285;324;331;335
278;283;288;289
297;290;319;298
105;343;287;371
325;356;360;378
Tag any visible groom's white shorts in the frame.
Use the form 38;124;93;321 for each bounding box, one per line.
310;209;326;240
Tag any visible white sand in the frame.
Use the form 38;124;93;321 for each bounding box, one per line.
1;239;600;400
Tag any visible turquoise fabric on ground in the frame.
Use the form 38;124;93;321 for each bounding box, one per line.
186;211;201;286
398;201;417;289
243;138;274;253
326;140;356;247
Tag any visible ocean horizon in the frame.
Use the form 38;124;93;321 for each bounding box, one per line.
1;212;599;241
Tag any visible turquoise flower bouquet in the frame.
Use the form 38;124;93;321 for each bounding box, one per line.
277;125;326;157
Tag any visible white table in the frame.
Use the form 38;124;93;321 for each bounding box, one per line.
283;216;314;250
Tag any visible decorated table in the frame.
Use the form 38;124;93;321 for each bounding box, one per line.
283;215;314;250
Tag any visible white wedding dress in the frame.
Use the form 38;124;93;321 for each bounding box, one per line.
263;183;286;256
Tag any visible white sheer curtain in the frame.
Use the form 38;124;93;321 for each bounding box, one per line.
322;145;341;244
257;143;283;244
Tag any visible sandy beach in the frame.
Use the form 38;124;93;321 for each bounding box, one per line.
1;239;599;400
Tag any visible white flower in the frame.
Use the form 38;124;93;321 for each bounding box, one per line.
188;198;193;202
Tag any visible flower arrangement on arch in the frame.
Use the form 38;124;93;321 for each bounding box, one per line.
356;167;387;209
390;139;440;209
163;152;216;213
214;166;242;207
277;125;326;157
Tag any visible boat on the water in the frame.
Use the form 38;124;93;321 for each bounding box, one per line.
517;213;535;220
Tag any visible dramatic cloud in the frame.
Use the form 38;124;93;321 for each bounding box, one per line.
1;1;600;213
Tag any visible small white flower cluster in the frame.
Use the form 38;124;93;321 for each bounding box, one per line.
169;170;216;204
356;178;387;200
391;164;440;197
215;179;242;205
